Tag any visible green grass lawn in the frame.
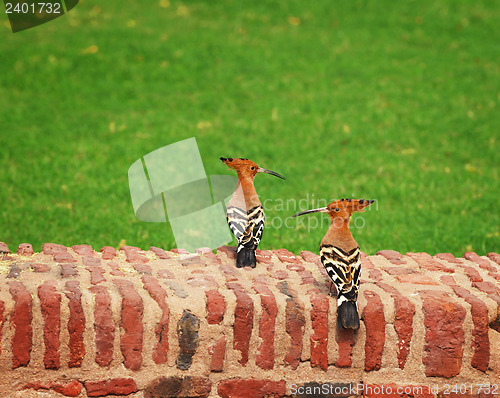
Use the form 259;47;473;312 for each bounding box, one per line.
0;0;498;256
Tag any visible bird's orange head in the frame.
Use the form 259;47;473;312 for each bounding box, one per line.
293;198;374;220
220;157;285;180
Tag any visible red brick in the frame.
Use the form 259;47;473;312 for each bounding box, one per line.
54;251;77;263
406;252;455;273
451;286;489;372
220;263;241;281
123;247;149;263
200;250;222;264
464;252;497;272
364;384;433;398
283;294;305;370
368;269;383;281
89;285;115;366
51;381;82;397
421;291;465;377
71;244;94;256
180;255;205;266
395;274;438;285
0;241;10;253
472;281;500;295
31;263;50;272
17;243;33;256
38;281;61;369
300;250;321;265
310;292;329;371
106;260;125;277
376;250;406;264
171;248;190;254
114;279;144;370
376;281;415;369
65;281;86;367
150;246;170;259
100;245;116;259
85;378;138;397
363;291;385;371
460;265;483;283
42;243;67;255
274;248;301;264
254;284;278;370
83;256;106;284
299;269;317;285
8;281;32;368
286;263;305;272
335;327;356;368
142;275;169;364
205;289;225;325
24;381;82;397
158;269;175;279
217;379;286;398
256;249;273;264
132;262;153;275
440;275;457;286
187;274;219;289
60;263;78;277
227;283;253;365
209;336;226;372
271;269;288;280
487;252;500;265
88;266;106;284
217;245;236;259
435;253;461;263
384;267;418;276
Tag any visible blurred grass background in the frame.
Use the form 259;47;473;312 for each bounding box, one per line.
0;0;498;255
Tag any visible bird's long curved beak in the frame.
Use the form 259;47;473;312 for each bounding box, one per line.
292;207;328;217
258;168;286;180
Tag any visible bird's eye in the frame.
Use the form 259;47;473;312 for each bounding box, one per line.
334;207;340;212
250;166;255;170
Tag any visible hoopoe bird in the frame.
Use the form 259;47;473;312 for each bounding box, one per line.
294;198;374;330
220;157;285;268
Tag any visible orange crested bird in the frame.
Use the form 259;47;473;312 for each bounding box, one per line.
220;157;285;268
294;198;374;330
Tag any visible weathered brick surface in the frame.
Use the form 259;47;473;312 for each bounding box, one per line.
89;285;115;366
0;244;498;397
64;281;86;367
227;282;254;366
114;279;144;370
218;379;286;398
38;281;61;369
363;291;385;371
309;290;329;371
254;284;278;370
85;378;138;397
8;281;32;368
421;291;466;377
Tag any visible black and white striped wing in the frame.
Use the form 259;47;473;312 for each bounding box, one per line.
226;205;265;251
320;245;361;300
226;206;249;241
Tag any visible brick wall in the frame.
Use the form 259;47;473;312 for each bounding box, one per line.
0;241;499;397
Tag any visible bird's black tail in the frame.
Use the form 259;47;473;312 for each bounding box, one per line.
337;299;360;330
236;246;256;268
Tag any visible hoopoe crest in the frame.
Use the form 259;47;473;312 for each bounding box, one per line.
294;198;374;330
220;157;285;268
